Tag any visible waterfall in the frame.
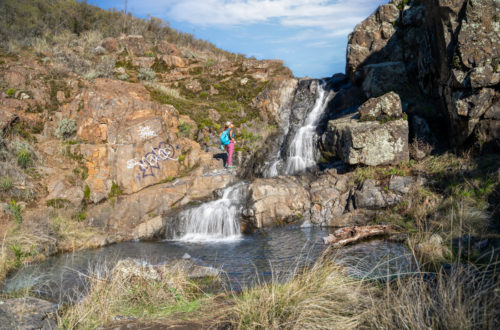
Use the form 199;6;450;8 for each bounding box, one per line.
168;182;247;242
264;80;331;177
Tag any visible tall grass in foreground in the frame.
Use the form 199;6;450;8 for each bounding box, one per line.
229;260;373;329
59;261;219;329
366;263;500;329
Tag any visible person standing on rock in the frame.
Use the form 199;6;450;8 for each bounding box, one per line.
220;121;235;168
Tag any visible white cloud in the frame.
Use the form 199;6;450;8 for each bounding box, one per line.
164;0;377;30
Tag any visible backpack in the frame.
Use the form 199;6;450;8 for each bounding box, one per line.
220;129;231;145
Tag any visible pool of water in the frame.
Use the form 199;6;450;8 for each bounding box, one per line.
3;226;416;303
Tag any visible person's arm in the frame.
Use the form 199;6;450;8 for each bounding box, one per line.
230;129;235;141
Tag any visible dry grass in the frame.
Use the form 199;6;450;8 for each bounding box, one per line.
59;260;218;329
366;263;500;329
143;81;182;99
229;259;372;329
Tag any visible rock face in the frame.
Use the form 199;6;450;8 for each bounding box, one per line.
0;297;58;329
323;112;409;166
62;79;219;203
359;91;402;121
346;0;500;149
248;176;311;227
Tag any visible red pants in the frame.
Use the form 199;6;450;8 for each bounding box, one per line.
225;141;234;166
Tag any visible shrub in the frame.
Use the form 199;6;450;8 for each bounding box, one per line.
4;199;22;223
177;120;192;137
117;73;130;81
138;67;156;81
0;176;13;190
55;118;77;139
17;148;31;169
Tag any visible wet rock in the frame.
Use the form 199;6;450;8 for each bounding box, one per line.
328;209;372;227
0;297;58;330
323;112;409;166
248;176;310;228
132;216;165;240
359;91;402;121
112;259;219;282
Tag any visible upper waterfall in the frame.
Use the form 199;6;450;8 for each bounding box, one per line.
263;80;333;177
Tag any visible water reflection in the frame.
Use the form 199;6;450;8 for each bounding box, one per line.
3;226;416;303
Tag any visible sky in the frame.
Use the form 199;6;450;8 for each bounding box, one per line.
88;0;387;78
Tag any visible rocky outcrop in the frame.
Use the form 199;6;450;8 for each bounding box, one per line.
0;297;58;329
359;91;402;121
247;176;310;227
346;0;500;149
112;259;219;281
309;170;350;226
60;78;220;203
323;112;409;166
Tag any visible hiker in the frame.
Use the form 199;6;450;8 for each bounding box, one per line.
220;121;235;168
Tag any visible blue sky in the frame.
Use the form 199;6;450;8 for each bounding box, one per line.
88;0;387;78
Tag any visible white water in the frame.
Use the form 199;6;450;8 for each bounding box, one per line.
264;81;330;177
172;183;247;242
284;81;330;174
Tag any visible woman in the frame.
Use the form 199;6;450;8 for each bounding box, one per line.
220;121;235;168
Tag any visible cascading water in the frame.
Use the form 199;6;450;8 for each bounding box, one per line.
284;81;330;174
264;80;332;177
167;182;247;242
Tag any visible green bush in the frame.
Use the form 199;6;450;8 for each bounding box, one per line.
0;176;13;190
55;118;77;139
17;148;31;169
4;199;22;223
6;88;15;97
177;120;193;137
138;67;156;81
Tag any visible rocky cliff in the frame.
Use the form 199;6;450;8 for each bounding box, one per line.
345;0;500;150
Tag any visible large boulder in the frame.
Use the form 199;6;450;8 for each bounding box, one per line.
0;297;58;329
323;112;409;166
359;91;402;121
248;176;310;228
309;171;350;226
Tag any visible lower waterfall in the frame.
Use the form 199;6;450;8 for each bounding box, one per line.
168;182;248;242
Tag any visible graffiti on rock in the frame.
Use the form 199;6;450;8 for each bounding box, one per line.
137;125;157;140
127;142;177;179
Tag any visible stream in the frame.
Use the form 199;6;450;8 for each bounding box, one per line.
3;227;416;304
